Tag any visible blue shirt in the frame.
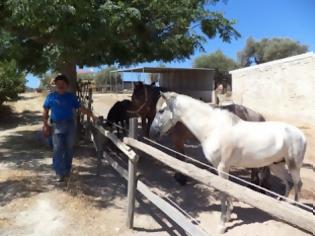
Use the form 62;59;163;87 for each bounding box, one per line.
43;92;80;122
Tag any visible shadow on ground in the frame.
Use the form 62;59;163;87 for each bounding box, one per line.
0;105;41;130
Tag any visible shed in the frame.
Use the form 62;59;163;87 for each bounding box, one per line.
230;52;315;123
115;67;216;103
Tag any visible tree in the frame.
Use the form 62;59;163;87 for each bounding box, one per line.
193;50;238;88
193;50;238;71
237;37;308;67
0;0;240;92
0;60;26;105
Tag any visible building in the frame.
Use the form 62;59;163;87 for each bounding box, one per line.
230;52;315;123
115;67;216;102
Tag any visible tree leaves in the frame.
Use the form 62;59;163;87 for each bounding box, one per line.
0;60;26;105
201;13;240;42
237;37;308;66
0;0;240;74
193;49;238;71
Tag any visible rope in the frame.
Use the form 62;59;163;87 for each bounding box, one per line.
142;137;313;212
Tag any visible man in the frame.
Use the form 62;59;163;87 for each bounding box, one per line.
43;74;95;182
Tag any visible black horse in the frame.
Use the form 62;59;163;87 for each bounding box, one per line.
106;99;134;136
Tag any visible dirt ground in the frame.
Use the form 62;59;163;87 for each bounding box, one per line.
0;93;314;236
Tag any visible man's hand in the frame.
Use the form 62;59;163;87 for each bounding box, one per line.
80;106;97;124
43;123;52;137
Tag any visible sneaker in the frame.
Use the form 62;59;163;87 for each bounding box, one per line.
56;175;65;182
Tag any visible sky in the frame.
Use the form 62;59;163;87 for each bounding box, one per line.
26;0;315;88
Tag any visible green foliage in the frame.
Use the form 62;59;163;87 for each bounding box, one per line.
193;50;238;71
0;60;26;105
39;72;57;89
237;37;308;66
0;0;240;75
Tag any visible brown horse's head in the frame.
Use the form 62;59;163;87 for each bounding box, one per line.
129;82;160;117
131;82;147;112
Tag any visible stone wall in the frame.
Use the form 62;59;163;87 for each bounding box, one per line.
230;52;315;123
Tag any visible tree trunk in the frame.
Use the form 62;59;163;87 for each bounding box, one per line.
59;62;77;93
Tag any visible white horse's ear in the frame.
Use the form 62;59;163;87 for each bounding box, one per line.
160;91;167;99
161;92;176;109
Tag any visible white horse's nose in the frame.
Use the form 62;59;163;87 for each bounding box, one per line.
149;125;160;139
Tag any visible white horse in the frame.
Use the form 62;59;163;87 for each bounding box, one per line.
149;92;307;233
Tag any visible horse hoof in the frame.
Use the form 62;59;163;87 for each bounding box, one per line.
217;225;226;234
174;173;187;186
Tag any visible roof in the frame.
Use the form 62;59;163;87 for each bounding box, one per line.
230;52;315;74
111;66;215;73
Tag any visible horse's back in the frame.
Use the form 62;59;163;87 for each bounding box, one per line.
222;104;265;122
107;99;132;122
229;121;306;167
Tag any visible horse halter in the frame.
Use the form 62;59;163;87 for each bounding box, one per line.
128;86;148;115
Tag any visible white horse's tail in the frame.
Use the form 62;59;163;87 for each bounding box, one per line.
286;126;307;171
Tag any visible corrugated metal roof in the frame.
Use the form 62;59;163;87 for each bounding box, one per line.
111;66;214;73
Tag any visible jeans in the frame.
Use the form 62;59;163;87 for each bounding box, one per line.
52;120;76;176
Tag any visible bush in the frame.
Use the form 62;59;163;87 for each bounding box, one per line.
0;60;26;105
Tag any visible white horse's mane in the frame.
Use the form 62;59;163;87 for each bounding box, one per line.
173;93;241;124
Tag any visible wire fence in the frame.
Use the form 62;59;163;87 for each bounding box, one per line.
142;137;313;211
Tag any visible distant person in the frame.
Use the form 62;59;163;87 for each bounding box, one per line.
42;74;96;182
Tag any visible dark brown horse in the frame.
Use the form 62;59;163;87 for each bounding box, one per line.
105;99;135;136
130;82;270;190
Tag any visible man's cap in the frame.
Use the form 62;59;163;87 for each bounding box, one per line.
54;74;69;85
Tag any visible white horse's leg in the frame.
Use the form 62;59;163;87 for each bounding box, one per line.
289;168;302;201
286;141;305;202
217;162;230;233
270;162;291;198
226;197;233;221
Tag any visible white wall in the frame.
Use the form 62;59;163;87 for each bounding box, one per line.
230;53;315;123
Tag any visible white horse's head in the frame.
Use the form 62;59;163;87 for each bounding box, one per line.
149;92;178;138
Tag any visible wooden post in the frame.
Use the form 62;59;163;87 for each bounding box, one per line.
85;88;93;142
96;118;104;176
88;88;92;113
126;118;139;228
211;79;217;104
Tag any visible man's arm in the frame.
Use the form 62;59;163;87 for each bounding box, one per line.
43;108;51;137
43;108;50;126
79;106;97;122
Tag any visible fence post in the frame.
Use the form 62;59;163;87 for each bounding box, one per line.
85;88;93;141
126;118;139;228
87;88;93;120
95;117;105;176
